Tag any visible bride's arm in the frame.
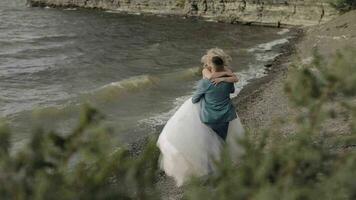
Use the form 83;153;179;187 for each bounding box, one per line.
202;67;231;80
211;67;239;85
211;75;239;85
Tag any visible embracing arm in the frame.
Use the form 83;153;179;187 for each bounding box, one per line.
211;68;239;85
202;68;231;80
202;67;238;83
212;75;239;84
192;80;209;104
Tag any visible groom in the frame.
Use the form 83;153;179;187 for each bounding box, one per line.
192;56;237;141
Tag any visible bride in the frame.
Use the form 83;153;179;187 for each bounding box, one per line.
157;48;245;186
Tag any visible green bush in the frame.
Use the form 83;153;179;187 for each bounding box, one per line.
176;0;186;8
0;105;160;200
330;0;356;12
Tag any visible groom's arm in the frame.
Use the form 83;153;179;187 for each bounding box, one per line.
192;80;209;104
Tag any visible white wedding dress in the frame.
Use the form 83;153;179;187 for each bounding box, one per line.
157;97;244;186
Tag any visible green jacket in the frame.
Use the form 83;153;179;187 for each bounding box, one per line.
192;79;237;123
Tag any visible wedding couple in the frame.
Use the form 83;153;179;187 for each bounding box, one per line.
157;48;245;186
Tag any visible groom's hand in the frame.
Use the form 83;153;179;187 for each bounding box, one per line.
211;77;224;86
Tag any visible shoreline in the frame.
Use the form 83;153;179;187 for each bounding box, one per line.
234;28;302;128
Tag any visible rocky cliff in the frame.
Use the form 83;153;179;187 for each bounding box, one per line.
28;0;337;26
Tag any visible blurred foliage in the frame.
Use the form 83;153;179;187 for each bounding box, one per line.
330;0;356;12
176;0;186;8
0;105;160;200
1;49;356;200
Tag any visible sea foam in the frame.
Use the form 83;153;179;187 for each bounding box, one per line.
248;38;289;52
277;29;290;35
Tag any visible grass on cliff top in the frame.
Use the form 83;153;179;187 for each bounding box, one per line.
0;49;356;199
330;0;356;12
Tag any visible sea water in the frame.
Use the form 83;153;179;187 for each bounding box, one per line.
0;0;292;146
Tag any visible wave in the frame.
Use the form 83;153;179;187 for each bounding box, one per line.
2;67;201;117
5;75;160;119
88;67;201;103
247;38;289;52
64;8;78;11
86;75;160;102
0;43;69;57
232;64;266;96
173;67;201;80
105;9;141;15
139;95;191;128
137;68;201;128
0;34;77;43
204;19;218;23
105;10;119;14
277;29;290;35
255;52;281;62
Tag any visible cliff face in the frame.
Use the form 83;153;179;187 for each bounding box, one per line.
28;0;337;26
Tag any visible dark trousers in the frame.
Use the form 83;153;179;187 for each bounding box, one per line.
205;122;229;141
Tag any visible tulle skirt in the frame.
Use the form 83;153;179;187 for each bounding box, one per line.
157;98;244;186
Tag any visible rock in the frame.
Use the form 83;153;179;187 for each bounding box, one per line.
265;63;273;68
28;0;338;27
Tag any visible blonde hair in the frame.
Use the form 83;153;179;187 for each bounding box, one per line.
201;48;232;68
